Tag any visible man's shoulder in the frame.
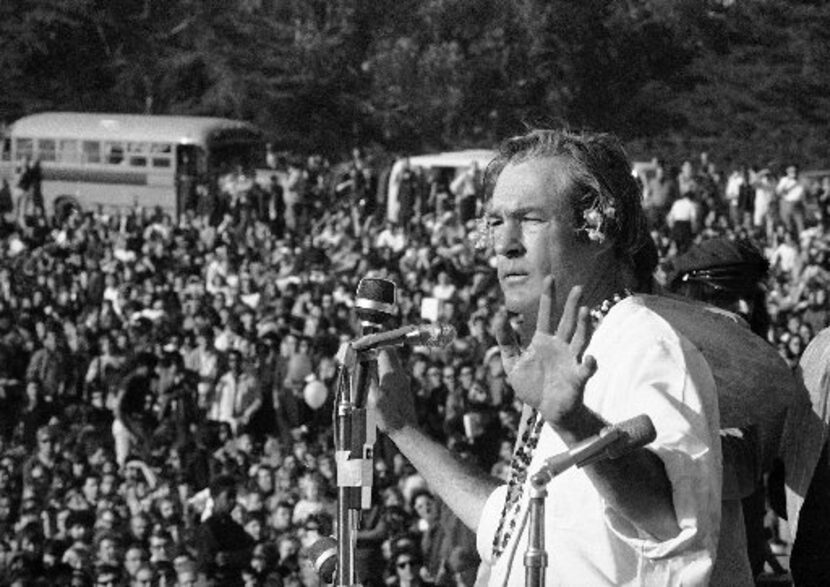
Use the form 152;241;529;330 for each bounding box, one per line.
599;294;728;360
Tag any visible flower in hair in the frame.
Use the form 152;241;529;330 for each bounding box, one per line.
581;202;616;243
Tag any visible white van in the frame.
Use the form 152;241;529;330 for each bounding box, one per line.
386;149;495;223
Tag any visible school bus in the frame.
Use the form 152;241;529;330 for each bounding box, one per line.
0;112;263;218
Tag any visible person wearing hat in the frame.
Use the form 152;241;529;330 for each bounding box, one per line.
664;236;801;584
664;237;770;336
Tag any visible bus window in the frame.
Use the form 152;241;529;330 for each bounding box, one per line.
127;142;148;167
1;137;9;161
104;142;124;165
59;140;81;164
82;141;101;164
15;138;33;161
37;139;57;161
150;143;173;169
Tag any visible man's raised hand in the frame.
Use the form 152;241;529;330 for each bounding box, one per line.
494;276;597;429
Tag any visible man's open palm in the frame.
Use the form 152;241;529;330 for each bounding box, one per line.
495;277;597;427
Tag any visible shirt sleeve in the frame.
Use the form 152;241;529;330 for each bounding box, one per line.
595;334;722;562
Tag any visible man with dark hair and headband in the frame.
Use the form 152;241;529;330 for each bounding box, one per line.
369;129;769;584
664;237;770;337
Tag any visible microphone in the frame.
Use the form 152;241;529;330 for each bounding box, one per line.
351;323;457;353
355;277;397;331
308;536;337;583
531;415;656;486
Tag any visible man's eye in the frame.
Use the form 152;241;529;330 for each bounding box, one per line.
486;216;502;228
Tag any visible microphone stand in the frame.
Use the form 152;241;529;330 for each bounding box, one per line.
522;425;628;586
332;342;374;587
524;478;548;587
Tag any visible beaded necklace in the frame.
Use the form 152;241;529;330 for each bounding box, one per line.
490;290;632;560
589;290;632;328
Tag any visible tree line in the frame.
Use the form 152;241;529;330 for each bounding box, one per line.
2;0;830;168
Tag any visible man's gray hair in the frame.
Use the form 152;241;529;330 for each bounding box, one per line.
484;129;657;290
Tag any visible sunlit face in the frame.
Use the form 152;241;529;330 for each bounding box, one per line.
134;566;154;586
130;516;149;540
150;535;170;561
256;468;274;493
98;509;116;529
68;523;87;542
97;537;118;563
413;494;438;525
488;158;594;337
82;477;99;503
459;366;474;389
300;476;320;501
244;518;263;541
159;499;175;519
271;506;292;531
278;537;298;561
124;547;146;577
176;570;196;587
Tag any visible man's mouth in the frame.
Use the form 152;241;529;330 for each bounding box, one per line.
500;271;529;282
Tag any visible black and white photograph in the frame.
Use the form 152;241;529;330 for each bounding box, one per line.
0;1;828;585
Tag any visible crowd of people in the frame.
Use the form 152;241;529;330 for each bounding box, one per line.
0;142;826;586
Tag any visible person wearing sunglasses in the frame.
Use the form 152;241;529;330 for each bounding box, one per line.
388;547;433;587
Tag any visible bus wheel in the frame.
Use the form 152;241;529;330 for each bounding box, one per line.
54;196;82;223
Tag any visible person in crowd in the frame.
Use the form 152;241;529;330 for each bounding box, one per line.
663;237;791;584
112;352;157;466
666;186;699;254
195;475;253;585
776;164;806;236
387;544;435;587
208;349;261;435
25;323;68;401
644;159;678;230
155;351;199;447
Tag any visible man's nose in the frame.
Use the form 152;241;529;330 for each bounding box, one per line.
493;220;524;257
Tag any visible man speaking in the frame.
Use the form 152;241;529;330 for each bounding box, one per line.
369;129;724;585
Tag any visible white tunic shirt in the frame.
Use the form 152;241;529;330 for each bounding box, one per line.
475;297;722;586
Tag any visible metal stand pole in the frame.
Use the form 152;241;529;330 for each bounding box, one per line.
335;399;357;586
332;344;368;587
524;483;548;587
